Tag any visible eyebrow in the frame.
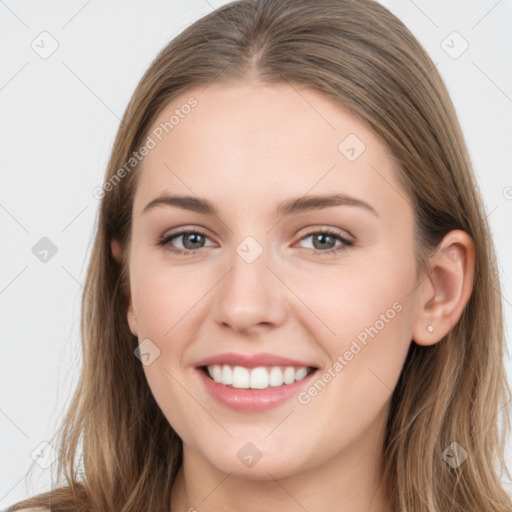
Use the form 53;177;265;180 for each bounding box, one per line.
142;193;379;217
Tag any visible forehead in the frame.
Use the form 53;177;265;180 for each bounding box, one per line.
133;81;409;221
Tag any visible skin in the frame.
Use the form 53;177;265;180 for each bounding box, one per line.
112;81;475;512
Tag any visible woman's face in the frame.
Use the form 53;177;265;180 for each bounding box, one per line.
124;81;422;479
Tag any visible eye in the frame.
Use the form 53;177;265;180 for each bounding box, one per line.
156;227;353;257
295;228;353;256
156;228;215;256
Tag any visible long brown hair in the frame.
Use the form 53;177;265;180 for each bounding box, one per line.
9;0;512;510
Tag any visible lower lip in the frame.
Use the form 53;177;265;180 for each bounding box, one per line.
196;368;318;412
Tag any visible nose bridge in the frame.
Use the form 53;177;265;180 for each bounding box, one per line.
212;232;286;331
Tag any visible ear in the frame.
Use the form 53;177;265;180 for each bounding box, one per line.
111;238;122;264
412;230;475;346
111;239;138;337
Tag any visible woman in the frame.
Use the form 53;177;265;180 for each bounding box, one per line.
9;0;512;510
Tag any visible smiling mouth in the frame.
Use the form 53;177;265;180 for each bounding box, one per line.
200;364;318;390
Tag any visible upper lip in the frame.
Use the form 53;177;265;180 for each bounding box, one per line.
195;352;318;369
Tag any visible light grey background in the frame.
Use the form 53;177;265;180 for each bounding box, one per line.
1;0;511;508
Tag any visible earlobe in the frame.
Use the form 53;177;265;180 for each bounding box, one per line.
412;230;475;346
111;238;138;336
127;298;138;337
111;239;122;264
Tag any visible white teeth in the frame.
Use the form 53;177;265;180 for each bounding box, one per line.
221;364;233;385
212;364;222;382
206;364;312;389
295;367;308;380
269;367;284;387
232;366;250;388
249;367;269;389
283;367;295;384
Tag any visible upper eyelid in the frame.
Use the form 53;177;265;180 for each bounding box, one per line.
163;228;215;246
296;226;353;241
162;227;353;247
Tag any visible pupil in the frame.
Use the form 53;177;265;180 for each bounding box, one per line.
184;233;203;249
314;234;335;250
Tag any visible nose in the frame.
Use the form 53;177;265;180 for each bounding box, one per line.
211;241;288;336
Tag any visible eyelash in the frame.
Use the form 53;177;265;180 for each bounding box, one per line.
156;227;353;257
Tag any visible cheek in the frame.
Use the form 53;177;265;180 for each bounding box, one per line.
293;248;416;349
291;249;416;425
288;257;415;453
129;257;207;439
129;251;208;339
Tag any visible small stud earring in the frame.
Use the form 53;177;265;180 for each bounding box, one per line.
427;325;434;333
